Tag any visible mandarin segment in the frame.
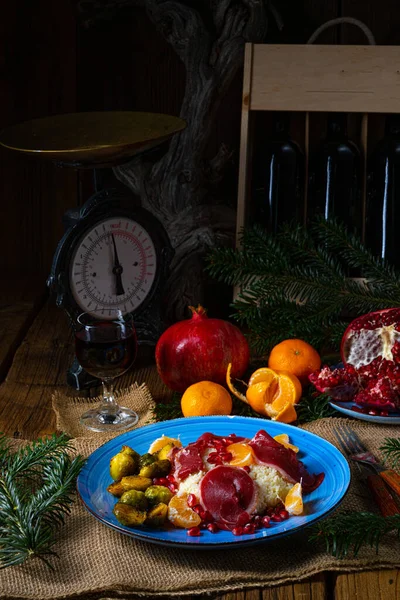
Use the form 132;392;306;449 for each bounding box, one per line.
148;436;182;454
246;380;278;413
271;401;298;423
167;494;202;528
284;483;304;515
227;442;254;467
248;367;279;387
270;371;302;408
273;433;299;453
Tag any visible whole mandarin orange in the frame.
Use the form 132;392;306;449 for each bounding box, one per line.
181;381;232;417
268;339;321;385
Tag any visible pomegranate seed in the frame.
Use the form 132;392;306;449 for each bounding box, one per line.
152;478;161;485
232;526;243;536
193;504;203;515
253;515;263;528
187;526;201;537
271;514;283;522
166;474;176;483
168;483;178;493
243;523;255;535
279;509;289;520
242;465;251;473
202;510;213;522
187;494;197;508
207;523;219;533
157;477;169;486
221;452;233;462
262;515;271;527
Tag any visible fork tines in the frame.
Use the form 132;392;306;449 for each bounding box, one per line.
333;423;365;456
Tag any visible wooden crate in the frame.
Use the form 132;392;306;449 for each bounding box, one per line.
236;43;400;248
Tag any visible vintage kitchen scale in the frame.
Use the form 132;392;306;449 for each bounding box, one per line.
0;111;186;389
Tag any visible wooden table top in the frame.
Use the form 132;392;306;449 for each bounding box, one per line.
0;288;399;600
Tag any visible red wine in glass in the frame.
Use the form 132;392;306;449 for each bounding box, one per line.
75;312;139;431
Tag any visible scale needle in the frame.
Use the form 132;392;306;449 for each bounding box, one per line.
111;233;125;296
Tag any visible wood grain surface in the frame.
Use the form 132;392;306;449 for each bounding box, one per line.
0;289;399;600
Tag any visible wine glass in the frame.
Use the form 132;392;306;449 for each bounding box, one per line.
74;310;139;432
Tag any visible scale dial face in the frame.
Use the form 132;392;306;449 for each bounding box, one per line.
70;217;157;318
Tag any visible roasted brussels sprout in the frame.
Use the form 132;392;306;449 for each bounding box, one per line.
107;481;125;497
113;503;147;527
139;453;157;468
145;485;173;506
120;475;153;492
120;489;148;510
121;445;140;463
139;459;171;479
145;503;168;527
109;450;138;481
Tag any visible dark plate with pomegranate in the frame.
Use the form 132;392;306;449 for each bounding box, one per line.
77;416;350;549
329;401;400;424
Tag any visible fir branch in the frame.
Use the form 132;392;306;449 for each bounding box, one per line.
205;219;400;355
296;392;336;424
309;512;400;558
380;438;400;469
0;434;85;569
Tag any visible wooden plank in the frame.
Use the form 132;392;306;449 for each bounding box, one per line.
249;45;400;113
261;574;327;599
0;279;47;382
335;570;400;599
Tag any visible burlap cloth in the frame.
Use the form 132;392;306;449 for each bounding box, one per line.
1;414;400;600
52;383;156;439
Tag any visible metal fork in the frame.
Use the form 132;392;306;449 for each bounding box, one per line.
334;423;400;516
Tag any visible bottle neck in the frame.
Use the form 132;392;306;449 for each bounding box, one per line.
384;114;400;137
272;112;290;139
326;113;348;141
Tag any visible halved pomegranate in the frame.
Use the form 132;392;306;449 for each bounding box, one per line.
309;308;400;414
341;308;400;369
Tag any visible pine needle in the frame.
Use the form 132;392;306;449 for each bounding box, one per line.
309;512;400;558
380;438;400;469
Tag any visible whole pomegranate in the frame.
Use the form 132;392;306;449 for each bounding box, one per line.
155;305;250;392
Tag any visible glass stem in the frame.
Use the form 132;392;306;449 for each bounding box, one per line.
100;379;118;416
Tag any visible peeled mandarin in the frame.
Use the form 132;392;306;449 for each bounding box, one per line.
273;433;299;453
228;442;254;467
167;494;202;529
284;482;303;515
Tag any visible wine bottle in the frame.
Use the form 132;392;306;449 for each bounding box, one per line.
365;114;400;268
251;112;304;232
308;113;362;235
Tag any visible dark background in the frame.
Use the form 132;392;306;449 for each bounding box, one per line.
1;0;400;290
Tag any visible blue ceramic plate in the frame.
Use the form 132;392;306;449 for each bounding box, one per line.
329;401;400;424
77;416;350;549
